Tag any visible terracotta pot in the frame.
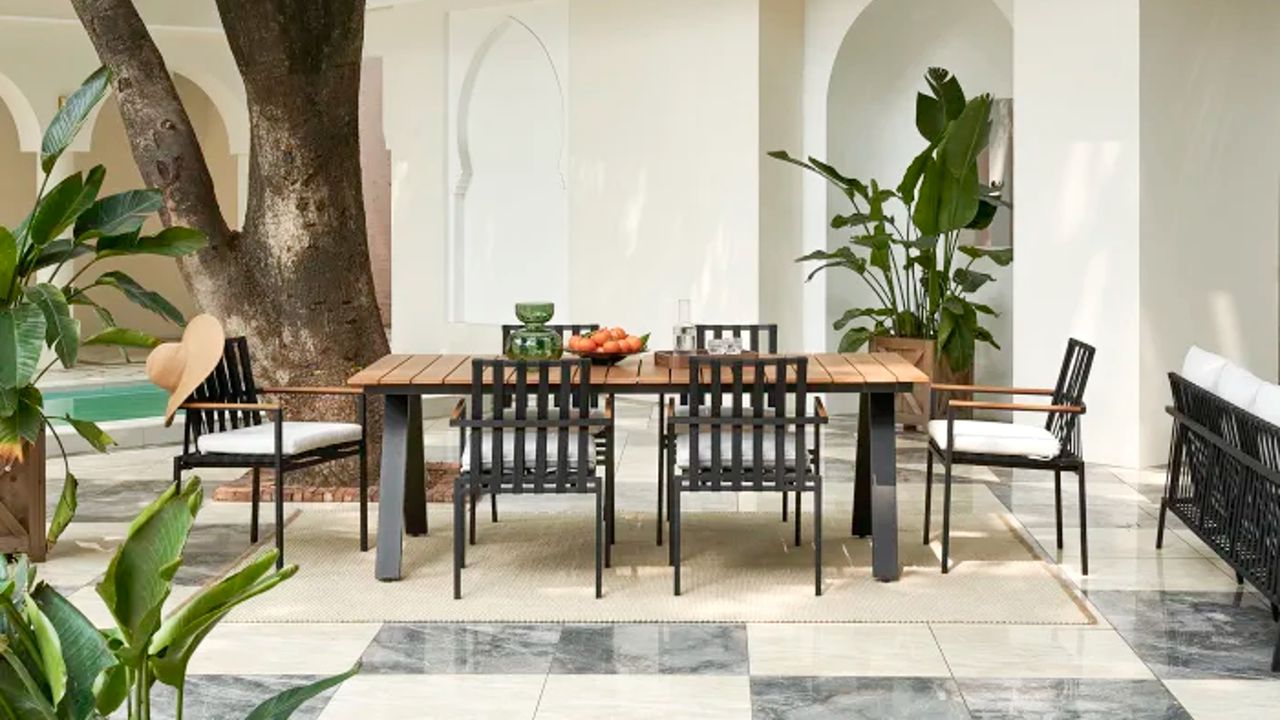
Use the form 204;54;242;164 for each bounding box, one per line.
870;336;973;429
0;429;46;561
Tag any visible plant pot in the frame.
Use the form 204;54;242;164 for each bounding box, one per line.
870;336;973;429
0;429;46;561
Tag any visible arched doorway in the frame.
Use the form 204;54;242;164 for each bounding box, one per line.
0;78;36;232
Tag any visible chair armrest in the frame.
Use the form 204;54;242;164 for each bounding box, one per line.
181;401;281;413
946;400;1084;414
449;399;466;426
260;385;364;396
932;383;1055;396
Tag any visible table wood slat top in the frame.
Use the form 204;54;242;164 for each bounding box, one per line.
350;352;925;390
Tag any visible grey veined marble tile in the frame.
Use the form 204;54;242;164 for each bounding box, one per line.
359;623;561;674
148;675;336;720
1085;590;1280;680
958;678;1191;720
550;623;748;675
750;676;971;720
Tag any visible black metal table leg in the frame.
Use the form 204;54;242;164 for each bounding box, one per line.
376;394;410;581
868;391;900;581
852;393;872;537
404;395;428;536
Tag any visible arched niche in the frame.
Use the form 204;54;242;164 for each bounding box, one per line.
824;0;1012;387
0;89;36;231
74;74;239;342
447;2;569;326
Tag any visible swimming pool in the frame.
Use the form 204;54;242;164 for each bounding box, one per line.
41;382;168;423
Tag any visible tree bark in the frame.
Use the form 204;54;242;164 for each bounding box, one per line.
70;0;389;486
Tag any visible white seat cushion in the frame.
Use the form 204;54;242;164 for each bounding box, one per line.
1216;362;1264;409
197;422;361;456
1251;382;1280;427
927;419;1061;459
675;432;804;469
1182;346;1229;390
461;432;595;472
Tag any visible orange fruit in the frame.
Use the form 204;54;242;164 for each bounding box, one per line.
567;336;581;351
579;338;598;352
626;337;643;352
602;340;621;353
591;330;612;345
610;327;626;340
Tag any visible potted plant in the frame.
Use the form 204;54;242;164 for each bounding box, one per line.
0;479;357;719
1;67;205;559
771;67;1011;425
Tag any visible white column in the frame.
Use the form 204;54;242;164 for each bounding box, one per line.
1012;0;1142;467
235;153;249;229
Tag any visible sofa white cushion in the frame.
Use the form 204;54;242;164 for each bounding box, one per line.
928;419;1061;459
1216;362;1264;409
675;432;804;469
197;422;361;456
1181;346;1229;390
461;432;595;472
1249;382;1280;426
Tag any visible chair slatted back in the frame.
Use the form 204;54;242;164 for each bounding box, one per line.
184;337;263;444
682;356;817;492
465;358;598;493
501;324;600;347
695;324;779;353
1045;338;1095;457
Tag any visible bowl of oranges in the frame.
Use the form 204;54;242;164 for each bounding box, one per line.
566;328;649;365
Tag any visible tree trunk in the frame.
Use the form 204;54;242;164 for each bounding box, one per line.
70;0;389;486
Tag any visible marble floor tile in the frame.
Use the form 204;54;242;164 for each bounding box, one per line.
957;678;1190;719
747;623;950;677
1163;679;1280;719
932;625;1153;679
318;674;545;719
151;674;337;720
1002;501;1162;530
360;623;562;674
189;622;381;675
750;676;970;720
1062;558;1242;592
536;675;751;720
1025;526;1202;560
1085;591;1280;680
67;583;200;630
550;623;747;674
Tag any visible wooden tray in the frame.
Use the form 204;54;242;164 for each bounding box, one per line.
653;350;758;369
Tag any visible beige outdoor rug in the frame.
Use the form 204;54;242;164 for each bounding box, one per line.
226;504;1096;625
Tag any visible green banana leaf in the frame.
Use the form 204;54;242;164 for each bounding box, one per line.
244;663;360;720
41;67;112;174
25;284;79;369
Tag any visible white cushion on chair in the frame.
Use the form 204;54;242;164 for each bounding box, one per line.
1251;382;1280;427
1216;362;1263;409
461;432;596;472
1181;346;1228;390
196;422;361;456
927;419;1061;459
675;432;803;469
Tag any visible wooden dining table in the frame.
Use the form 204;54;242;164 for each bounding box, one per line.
348;352;929;583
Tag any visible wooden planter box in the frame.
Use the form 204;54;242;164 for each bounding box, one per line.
0;430;46;561
870;336;972;429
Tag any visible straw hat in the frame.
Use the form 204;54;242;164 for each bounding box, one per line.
146;314;226;426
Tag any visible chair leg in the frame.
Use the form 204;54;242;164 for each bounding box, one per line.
782;492;789;522
359;443;369;552
250;468;261;543
491;492;498;523
274;461;285;571
672;476;682;596
794;489;802;547
607;425;616;545
469;486;479;546
923;451;933;545
657;394;665;547
453;478;465;599
172;459;182;492
1273;631;1280;673
1054;469;1064;550
815;482;824;597
1156;497;1168;550
1077;466;1089;576
595;485;604;599
941;455;954;574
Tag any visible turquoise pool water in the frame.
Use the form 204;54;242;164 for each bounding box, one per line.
42;382;168;423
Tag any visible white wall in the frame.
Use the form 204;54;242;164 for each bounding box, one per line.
1013;0;1142;467
824;0;1012;395
1138;0;1280;463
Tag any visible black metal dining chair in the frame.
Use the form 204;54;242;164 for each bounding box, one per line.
925;338;1095;574
451;358;613;599
657;323;781;546
665;355;828;595
173;337;369;569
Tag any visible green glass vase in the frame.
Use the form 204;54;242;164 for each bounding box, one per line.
505;302;563;360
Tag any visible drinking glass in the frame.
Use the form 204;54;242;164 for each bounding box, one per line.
724;336;743;355
707;338;727;355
